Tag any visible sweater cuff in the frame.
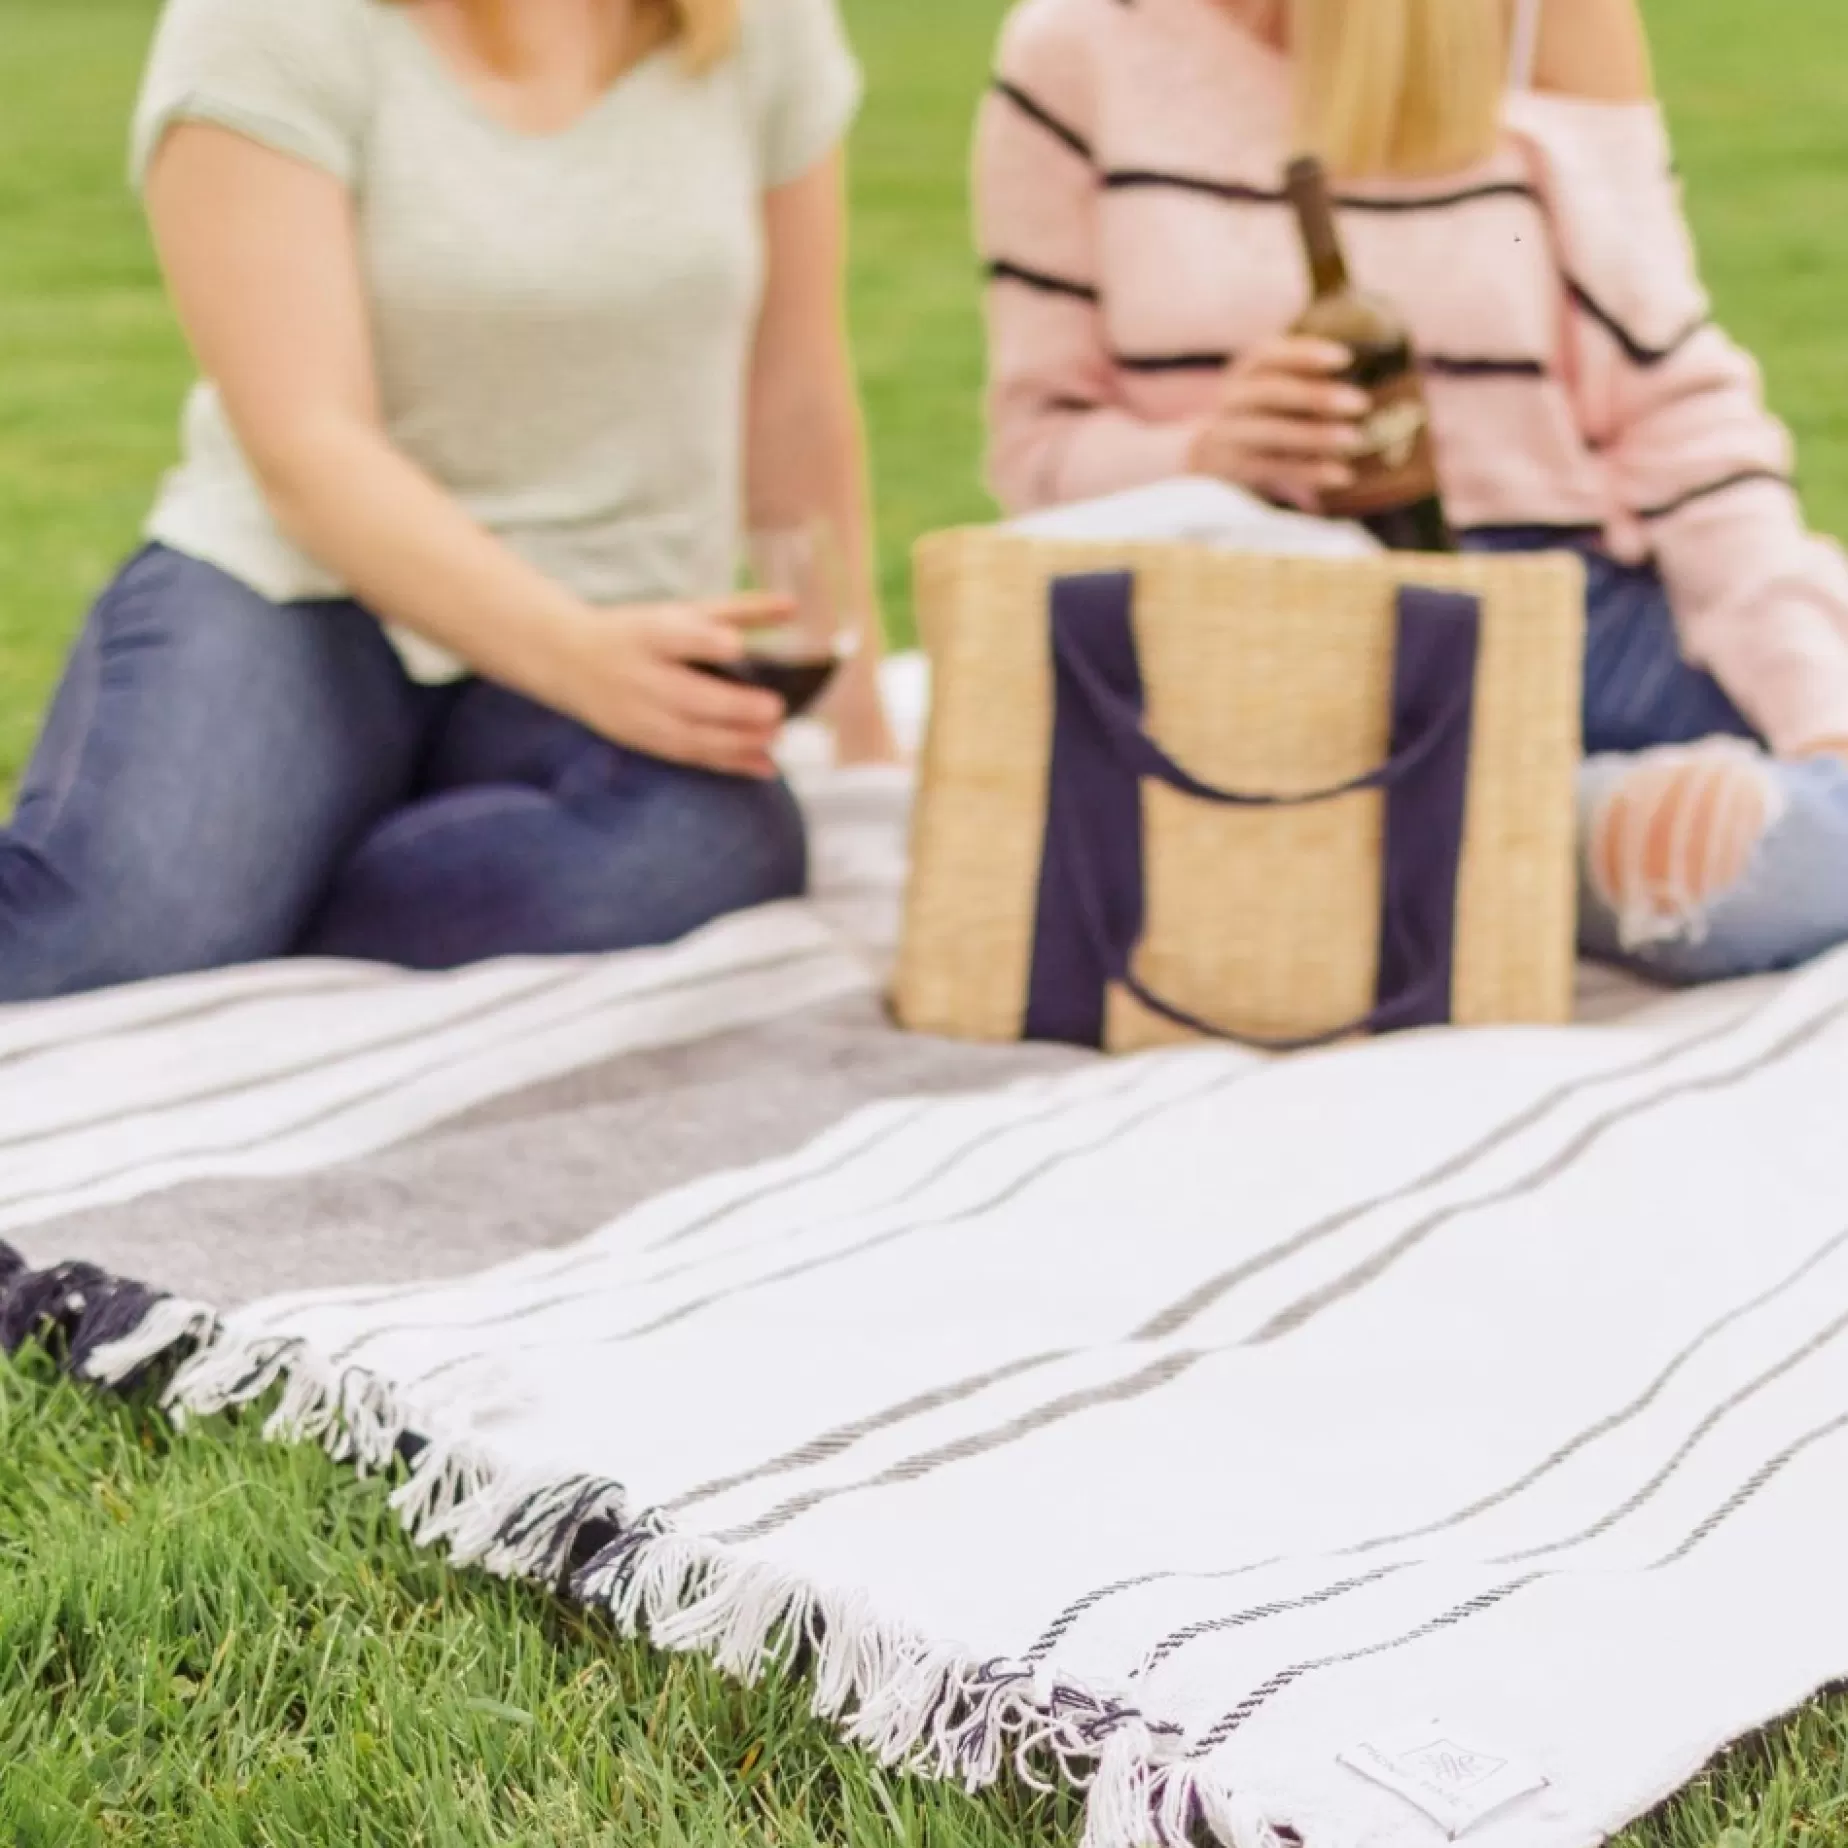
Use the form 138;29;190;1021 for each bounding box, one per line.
1055;412;1206;506
1708;599;1848;757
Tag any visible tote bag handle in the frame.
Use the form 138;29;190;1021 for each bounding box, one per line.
1022;570;1481;1051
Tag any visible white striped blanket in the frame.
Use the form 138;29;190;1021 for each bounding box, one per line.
3;753;1845;1848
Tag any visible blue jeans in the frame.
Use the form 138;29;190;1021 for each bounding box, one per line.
0;546;807;1002
1467;529;1848;984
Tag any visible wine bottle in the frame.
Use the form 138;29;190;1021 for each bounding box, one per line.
1282;154;1455;554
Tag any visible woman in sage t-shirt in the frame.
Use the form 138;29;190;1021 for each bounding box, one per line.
0;0;894;999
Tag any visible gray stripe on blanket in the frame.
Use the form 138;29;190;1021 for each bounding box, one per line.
14;995;1081;1309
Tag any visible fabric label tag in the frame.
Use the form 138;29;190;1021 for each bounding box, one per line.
1338;1723;1548;1838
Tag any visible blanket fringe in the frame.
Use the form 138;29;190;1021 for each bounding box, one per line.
0;1244;215;1389
82;1294;222;1387
0;1239;1289;1848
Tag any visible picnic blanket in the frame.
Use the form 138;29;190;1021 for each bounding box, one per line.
4;716;1846;1848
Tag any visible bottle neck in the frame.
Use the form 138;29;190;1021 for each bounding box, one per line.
1285;156;1349;297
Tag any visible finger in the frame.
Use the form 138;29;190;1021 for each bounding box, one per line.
1231;371;1371;422
1264;476;1323;515
651;740;778;781
697;591;798;628
1237;414;1367;461
636;604;743;665
1240;334;1354;377
631;703;779;774
642;595;794;666
672;721;782;779
1255;461;1356;512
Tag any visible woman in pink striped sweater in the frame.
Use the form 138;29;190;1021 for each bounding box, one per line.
975;0;1848;983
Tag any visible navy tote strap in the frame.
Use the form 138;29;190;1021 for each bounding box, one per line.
1022;570;1480;1051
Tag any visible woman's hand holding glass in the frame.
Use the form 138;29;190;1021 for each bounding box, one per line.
549;515;884;779
552;592;794;781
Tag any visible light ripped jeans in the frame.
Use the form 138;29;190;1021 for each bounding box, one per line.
1466;528;1848;985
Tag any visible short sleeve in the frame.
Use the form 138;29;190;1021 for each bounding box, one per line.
744;0;864;188
130;0;372;191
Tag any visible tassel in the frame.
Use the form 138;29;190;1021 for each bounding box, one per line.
1082;1721;1161;1848
81;1295;220;1387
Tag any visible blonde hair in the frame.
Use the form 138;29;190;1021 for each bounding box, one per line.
651;0;740;71
402;0;739;77
1290;0;1507;179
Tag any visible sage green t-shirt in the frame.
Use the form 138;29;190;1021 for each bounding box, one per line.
130;0;862;680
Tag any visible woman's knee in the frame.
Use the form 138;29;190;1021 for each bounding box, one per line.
304;761;809;971
0;835;298;1001
0;545;425;1001
571;757;808;946
658;765;809;911
1577;746;1848;982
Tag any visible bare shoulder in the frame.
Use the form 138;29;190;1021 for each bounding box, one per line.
1530;0;1656;102
994;0;1104;74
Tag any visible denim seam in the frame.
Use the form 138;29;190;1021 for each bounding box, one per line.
24;551;172;842
29;654;101;845
341;783;555;859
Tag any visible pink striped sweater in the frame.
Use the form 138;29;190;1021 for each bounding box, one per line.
973;0;1848;754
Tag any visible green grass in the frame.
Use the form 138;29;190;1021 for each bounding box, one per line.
0;1349;1089;1845
2;0;1848;1839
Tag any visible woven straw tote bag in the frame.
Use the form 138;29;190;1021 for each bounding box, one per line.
893;529;1586;1053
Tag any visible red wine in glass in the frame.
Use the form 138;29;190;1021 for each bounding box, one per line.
695;651;843;717
698;521;856;719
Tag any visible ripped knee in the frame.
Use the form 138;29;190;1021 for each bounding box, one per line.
1586;740;1783;948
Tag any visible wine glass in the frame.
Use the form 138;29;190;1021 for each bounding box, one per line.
703;518;859;718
